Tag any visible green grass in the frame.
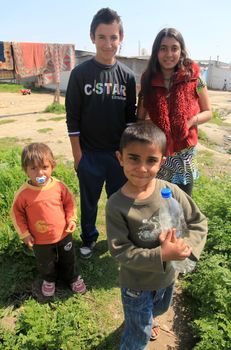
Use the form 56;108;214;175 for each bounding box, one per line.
0;146;230;349
196;150;215;167
44;102;65;114
37;128;53;133
36;118;49;122
198;129;217;148
0;147;123;350
0;137;20;151
0;83;25;93
0;119;16;125
36;117;65;122
0;83;51;94
49;116;65;121
209;109;224;126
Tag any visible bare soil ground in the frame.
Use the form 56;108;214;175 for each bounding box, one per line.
0;92;72;160
0;90;230;173
0;89;230;349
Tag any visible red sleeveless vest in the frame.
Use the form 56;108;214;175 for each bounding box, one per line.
144;62;200;155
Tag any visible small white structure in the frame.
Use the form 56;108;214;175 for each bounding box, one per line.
197;60;231;91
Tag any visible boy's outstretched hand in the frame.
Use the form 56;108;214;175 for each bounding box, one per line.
160;229;192;262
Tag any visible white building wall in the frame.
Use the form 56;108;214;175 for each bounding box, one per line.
45;52;149;93
207;64;231;91
46;71;72;92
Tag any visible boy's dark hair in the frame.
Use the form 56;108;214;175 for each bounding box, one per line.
21;143;56;172
119;121;166;155
90;8;123;38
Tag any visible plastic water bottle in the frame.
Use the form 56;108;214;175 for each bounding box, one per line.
159;188;196;274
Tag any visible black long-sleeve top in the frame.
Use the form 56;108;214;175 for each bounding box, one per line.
66;58;137;151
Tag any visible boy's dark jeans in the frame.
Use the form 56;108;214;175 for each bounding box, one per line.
76;150;127;244
33;234;79;283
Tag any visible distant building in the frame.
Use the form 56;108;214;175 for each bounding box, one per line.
46;50;149;93
3;48;230;92
196;59;231;91
55;53;230;93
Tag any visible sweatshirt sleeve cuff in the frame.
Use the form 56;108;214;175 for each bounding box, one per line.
68;131;80;136
19;230;31;239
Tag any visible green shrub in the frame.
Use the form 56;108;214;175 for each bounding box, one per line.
0;297;101;349
192;316;231;349
193;175;231;221
183;254;231;314
182;174;231;348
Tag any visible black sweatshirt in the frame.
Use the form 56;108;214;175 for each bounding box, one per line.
66;58;137;151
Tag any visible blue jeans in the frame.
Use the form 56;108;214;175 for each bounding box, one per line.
120;283;175;350
77;150;127;244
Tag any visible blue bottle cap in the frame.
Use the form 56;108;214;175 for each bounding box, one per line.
161;188;172;198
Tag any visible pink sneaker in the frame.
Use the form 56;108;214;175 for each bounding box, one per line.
42;280;55;297
71;276;87;294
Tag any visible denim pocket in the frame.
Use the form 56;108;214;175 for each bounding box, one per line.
122;288;147;309
122;288;154;316
125;288;142;298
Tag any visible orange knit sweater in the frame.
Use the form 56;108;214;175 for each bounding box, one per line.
11;177;77;244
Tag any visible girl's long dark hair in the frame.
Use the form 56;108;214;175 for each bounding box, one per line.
141;28;193;95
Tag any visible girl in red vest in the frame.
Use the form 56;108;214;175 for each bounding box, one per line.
137;28;212;196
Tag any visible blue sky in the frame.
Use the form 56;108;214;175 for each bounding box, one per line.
2;0;230;62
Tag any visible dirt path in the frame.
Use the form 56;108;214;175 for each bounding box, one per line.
0;89;230;349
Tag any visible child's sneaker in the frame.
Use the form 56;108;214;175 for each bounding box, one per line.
42;280;55;297
71;276;87;294
79;241;96;259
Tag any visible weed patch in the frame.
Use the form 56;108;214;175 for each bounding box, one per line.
198;129;217;148
0;119;16;125
49;116;65;121
196;150;214;167
37;128;53;133
36;118;48;122
44;102;65;114
209;109;223;126
0;138;19;151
